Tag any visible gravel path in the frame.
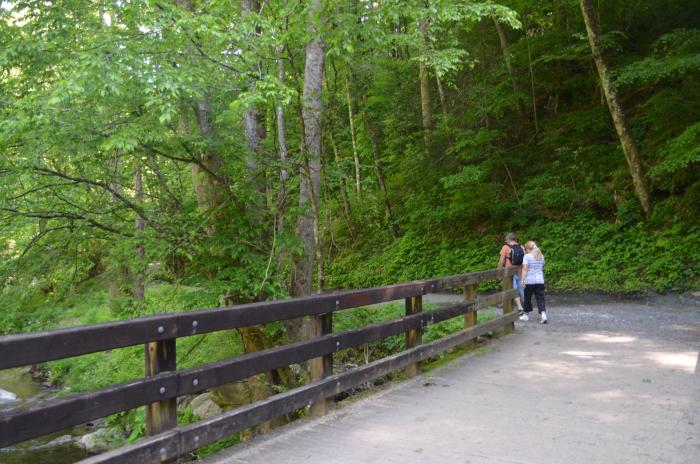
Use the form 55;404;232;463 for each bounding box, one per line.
205;293;700;464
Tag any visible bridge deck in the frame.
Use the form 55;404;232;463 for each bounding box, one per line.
205;295;699;464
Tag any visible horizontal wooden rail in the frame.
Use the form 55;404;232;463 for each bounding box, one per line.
0;289;518;447
77;311;518;464
0;268;516;370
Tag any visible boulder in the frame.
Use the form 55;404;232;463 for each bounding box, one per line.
79;427;126;454
212;381;252;410
46;435;75;447
190;392;223;418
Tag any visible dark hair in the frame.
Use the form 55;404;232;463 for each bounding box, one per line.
505;232;517;242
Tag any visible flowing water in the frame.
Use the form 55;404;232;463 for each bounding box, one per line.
0;368;89;464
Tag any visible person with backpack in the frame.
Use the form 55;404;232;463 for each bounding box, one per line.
521;240;547;324
497;232;525;314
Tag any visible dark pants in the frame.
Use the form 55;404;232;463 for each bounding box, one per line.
523;284;546;314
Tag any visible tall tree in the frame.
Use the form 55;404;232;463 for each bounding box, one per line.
133;163;146;306
418;15;433;151
579;0;652;215
493;18;525;118
345;76;362;194
294;0;325;297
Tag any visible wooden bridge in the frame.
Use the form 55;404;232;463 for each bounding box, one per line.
1;267;698;463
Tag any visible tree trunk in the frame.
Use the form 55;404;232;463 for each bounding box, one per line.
295;3;332;417
329;130;356;239
293;0;324;300
222;295;292;438
324;72;356;238
242;0;265;189
419;60;432;149
239;1;293;436
276;50;290;191
345;76;361;194
365;116;399;238
479;24;491;130
493;18;525;118
579;0;652;216
106;154;129;312
435;74;448;121
173;0;228;228
275;44;290;273
418;18;432;152
133;163;145;306
192;96;228;227
524;29;539;134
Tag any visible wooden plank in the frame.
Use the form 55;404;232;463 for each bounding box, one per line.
0;269;517;370
502;269;515;335
145;339;177;437
76;311;519;464
463;284;477;349
0;373;177;448
0;301;467;447
0;314;179;370
179;295;513;397
0;290;518;448
309;312;333;416
404;295;422;377
77;431;181;464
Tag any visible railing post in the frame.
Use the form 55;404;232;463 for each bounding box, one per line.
502;269;515;335
145;338;177;438
463;283;477;349
405;295;423;377
309;312;333;416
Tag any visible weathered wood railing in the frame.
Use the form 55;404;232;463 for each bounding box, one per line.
0;267;519;463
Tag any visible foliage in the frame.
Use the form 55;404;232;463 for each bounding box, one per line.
1;0;699;456
330;215;699;293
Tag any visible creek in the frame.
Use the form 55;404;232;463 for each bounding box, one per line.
0;368;89;464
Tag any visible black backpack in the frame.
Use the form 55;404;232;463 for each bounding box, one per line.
509;244;525;265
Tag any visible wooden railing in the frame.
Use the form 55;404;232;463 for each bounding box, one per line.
0;267;519;463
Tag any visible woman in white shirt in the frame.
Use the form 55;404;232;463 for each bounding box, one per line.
520;241;547;324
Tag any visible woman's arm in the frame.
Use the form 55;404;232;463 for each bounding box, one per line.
521;262;528;285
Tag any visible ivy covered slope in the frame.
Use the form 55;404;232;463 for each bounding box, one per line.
1;0;699;344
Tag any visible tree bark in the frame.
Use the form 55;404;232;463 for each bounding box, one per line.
192;96;228;225
276;50;290;190
345;76;361;194
133;163;145;306
418;17;432;152
275;44;290;274
435;74;448;121
524;28;539;134
242;0;265;188
293;0;324;299
419;61;432;148
579;0;652;215
239;2;293;436
493;18;525;118
173;0;228;227
106;154;130;312
296;0;332;417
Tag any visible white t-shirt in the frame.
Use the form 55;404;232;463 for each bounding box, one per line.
523;253;545;285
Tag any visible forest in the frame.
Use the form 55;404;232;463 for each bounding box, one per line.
1;0;699;456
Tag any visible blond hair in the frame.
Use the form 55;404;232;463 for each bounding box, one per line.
524;241;544;260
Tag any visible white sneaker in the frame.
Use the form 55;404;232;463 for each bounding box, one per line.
519;313;529;321
541;312;547;324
